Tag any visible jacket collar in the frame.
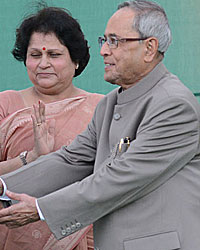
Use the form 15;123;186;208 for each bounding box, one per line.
117;62;169;104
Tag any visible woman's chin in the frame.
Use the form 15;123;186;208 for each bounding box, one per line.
35;81;58;89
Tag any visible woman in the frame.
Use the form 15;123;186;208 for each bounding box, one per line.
0;6;103;250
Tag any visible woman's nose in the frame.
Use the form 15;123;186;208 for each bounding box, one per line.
39;55;50;68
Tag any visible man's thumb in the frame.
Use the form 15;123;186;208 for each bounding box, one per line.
5;190;21;201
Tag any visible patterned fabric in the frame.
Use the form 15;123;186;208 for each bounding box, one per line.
43;225;94;250
0;90;103;250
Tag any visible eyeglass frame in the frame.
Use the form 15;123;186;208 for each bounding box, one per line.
98;35;148;49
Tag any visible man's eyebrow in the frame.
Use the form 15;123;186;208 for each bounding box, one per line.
104;33;118;37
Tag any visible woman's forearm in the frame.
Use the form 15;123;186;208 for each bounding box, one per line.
0;150;38;176
0;156;23;175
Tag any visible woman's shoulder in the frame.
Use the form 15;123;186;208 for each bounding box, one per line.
0;89;22;99
82;91;104;105
0;90;25;120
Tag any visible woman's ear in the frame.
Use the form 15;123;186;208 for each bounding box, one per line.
144;37;159;63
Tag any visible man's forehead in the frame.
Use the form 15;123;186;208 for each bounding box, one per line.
104;8;136;36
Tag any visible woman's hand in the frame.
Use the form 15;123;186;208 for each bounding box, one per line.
30;101;55;160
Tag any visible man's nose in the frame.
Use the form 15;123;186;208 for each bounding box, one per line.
100;42;111;57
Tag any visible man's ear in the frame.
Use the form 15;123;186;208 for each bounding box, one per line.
144;37;159;62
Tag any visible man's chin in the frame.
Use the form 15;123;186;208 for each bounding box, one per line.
104;76;117;85
105;80;121;88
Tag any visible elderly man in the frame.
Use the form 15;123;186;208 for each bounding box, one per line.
0;1;200;249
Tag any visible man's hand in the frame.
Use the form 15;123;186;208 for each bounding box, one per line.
0;190;40;228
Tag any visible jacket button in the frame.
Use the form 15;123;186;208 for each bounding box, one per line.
61;229;66;236
113;113;121;120
76;222;81;228
71;224;76;231
66;227;71;234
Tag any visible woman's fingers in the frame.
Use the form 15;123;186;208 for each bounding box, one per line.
38;100;46;123
33;100;45;125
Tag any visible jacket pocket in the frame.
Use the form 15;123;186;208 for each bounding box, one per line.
124;231;180;250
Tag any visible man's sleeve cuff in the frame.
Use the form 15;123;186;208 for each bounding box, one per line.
0;178;10;200
36;199;45;221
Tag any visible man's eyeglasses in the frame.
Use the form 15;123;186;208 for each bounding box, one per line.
98;36;148;49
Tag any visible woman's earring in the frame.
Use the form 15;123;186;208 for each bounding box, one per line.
76;63;79;69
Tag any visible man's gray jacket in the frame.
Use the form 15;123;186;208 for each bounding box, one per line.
2;63;200;250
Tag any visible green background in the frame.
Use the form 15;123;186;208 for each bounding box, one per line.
0;0;200;100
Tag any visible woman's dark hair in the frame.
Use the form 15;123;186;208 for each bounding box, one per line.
12;7;90;77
